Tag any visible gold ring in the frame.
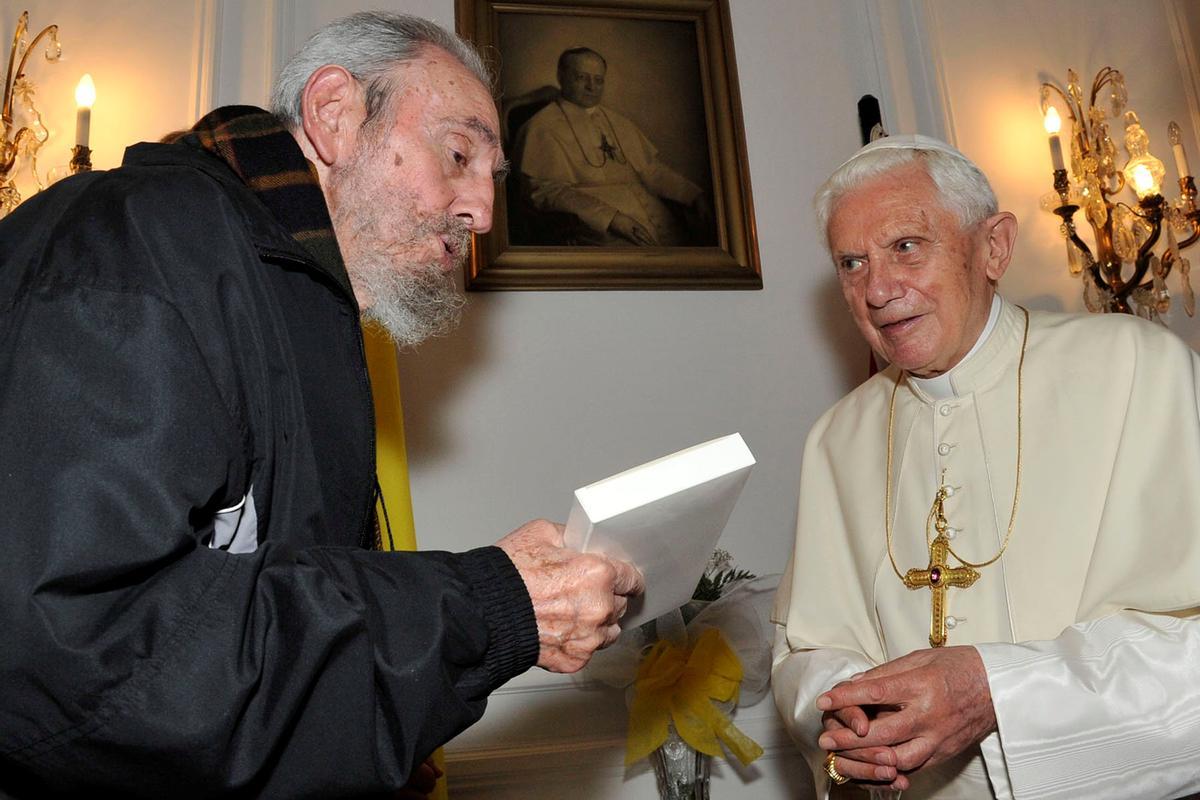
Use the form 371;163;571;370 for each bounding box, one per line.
824;751;850;785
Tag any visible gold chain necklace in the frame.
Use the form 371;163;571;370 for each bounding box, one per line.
885;305;1029;580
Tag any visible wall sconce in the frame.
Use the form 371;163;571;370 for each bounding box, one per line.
1040;67;1196;320
2;11;62;217
2;12;91;219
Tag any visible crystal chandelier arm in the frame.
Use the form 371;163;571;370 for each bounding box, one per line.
12;25;59;89
3;15;58;126
1040;83;1073;116
1100;172;1127;199
1177;212;1200;250
9;121;40;154
0;136;14;175
1;12;61;192
1053;205;1108;293
2;12;28;124
1065;218;1095;262
1114;199;1165;306
1052;199;1097;262
1160;216;1198;281
1122;200;1156;221
1175;178;1200;250
1090;67;1122;108
1162;247;1181;279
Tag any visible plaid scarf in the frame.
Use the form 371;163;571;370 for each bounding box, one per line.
183;105;353;299
186;105;384;549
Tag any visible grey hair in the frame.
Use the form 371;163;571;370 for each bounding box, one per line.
813;146;998;244
270;11;492;131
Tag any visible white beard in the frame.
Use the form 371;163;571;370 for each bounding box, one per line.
328;137;470;348
349;237;466;348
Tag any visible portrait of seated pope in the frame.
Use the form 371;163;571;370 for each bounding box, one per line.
499;16;718;248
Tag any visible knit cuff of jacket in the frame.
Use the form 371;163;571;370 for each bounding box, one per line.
459;546;540;690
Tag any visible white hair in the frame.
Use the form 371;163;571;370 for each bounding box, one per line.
813;146;998;244
270;11;492;130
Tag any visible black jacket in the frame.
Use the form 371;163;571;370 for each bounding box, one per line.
0;137;538;797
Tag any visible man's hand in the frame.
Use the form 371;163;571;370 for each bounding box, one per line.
496;520;644;673
820;710;903;786
816;646;996;786
608;212;656;246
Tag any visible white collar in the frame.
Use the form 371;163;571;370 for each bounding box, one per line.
908;294;1002;400
558;99;601;120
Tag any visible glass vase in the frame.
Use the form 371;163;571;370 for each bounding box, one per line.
650;722;710;800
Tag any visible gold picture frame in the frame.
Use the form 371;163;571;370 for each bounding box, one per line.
456;0;761;290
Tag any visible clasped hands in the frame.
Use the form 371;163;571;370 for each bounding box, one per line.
815;646;997;792
607;193;712;246
608;212;655;246
497;519;644;673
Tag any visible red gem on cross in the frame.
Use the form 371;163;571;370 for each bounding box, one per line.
929;567;942;586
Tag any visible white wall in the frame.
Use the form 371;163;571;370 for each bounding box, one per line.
5;1;1198;796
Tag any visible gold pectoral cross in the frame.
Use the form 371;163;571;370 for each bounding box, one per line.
599;132;619;160
597;131;624;164
902;481;979;647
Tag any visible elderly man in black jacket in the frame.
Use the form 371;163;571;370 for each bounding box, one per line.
0;12;640;798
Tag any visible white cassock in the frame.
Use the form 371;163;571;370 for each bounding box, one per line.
772;296;1200;799
517;100;702;245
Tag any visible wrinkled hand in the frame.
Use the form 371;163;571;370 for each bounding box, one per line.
395;756;443;799
819;707;902;786
816;646;996;790
608;212;656;246
497;520;644;673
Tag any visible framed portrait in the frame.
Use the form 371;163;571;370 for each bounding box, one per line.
456;0;761;290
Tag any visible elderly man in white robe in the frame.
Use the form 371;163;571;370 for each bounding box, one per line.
772;134;1200;799
516;47;711;246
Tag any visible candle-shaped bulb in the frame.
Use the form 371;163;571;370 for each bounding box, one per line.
75;74;95;149
75;74;96;108
1044;106;1066;172
1044;106;1062;135
1169;121;1191;178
